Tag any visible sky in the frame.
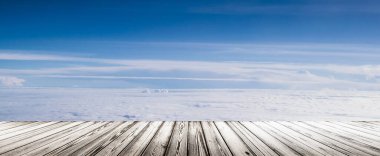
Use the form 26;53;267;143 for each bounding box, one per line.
1;0;380;90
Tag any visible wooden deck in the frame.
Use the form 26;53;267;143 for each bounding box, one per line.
0;121;379;156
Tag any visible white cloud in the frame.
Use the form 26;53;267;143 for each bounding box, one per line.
1;60;379;78
2;42;380;62
1;43;380;90
41;75;253;81
1;59;380;90
0;52;81;61
0;76;25;87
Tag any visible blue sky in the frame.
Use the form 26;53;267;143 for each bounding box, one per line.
1;0;380;89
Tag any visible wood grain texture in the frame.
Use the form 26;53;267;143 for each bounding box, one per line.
202;121;232;156
279;121;371;156
214;121;259;156
294;121;380;155
165;121;188;156
95;122;149;156
0;121;379;156
118;121;163;156
142;121;174;156
188;121;209;156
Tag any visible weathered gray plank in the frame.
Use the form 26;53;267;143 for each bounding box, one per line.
345;122;380;132
0;122;68;147
265;121;345;156
188;121;209;156
0;122;31;131
215;121;259;156
68;122;134;156
228;122;277;156
25;122;107;156
241;121;301;156
117;121;163;156
53;122;123;155
165;121;188;156
37;122;112;155
254;122;321;156
307;122;380;147
0;122;43;137
280;121;372;156
2;122;95;156
0;122;82;154
294;121;380;155
142;121;175;156
324;121;380;140
95;122;149;156
201;121;233;156
0;122;57;141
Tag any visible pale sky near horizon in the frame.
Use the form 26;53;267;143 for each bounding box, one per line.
1;0;380;90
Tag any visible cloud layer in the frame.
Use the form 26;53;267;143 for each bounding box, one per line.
1;88;380;120
0;76;25;87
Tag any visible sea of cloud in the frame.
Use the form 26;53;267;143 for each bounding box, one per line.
1;88;379;121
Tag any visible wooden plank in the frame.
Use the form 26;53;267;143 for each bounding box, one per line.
53;122;123;155
0;122;82;154
0;122;67;146
228;122;277;156
307;122;380;147
1;122;95;156
294;121;380;155
254;122;321;156
0;122;57;141
94;122;149;156
214;121;260;156
265;121;346;156
25;122;107;156
39;122;113;155
344;121;380;132
201;121;233;156
0;122;31;131
25;122;105;155
240;121;301;156
118;121;163;156
68;122;134;156
142;121;175;156
345;122;380;132
188;121;209;156
280;121;372;156
165;121;188;156
0;122;34;135
324;121;380;140
0;122;43;137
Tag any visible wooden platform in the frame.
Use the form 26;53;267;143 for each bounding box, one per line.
0;121;379;156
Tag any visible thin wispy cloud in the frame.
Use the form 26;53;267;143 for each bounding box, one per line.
42;75;253;82
0;76;25;88
1;53;380;89
2;42;380;61
0;51;102;62
1;42;380;90
1;51;380;77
